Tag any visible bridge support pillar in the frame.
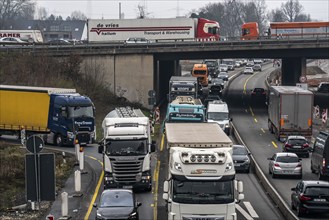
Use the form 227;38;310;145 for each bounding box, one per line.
281;57;306;85
156;60;177;102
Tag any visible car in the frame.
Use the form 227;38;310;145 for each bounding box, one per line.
252;64;262;72
47;39;71;45
291;180;329;217
243;67;254;74
219;64;228;72
283;135;310;158
125;37;150;44
268;152;302;178
218;72;229;81
232;145;251;173
250;88;267;102
253;59;263;65
311;131;329;180
246;61;254;67
0;37;27;44
93;189;142;220
209;78;224;95
202;94;221;107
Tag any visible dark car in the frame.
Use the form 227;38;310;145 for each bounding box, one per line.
291;180;329;217
47;39;71;45
209;78;224;95
232;145;251;173
251;88;267;103
94;189;142;220
283;135;310;158
252;64;262;72
311;131;329;180
317;82;329;93
218;72;229;81
202;94;221;107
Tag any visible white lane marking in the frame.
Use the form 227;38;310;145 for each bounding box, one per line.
236;204;254;220
243;201;259;218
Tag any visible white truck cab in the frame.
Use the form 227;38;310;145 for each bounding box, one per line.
207;100;232;135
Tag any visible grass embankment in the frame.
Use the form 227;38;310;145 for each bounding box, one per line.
0;141;75;211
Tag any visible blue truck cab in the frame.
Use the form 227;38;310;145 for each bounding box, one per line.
47;93;95;146
166;96;205;122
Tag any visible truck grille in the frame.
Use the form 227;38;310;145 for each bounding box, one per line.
76;132;91;143
111;158;143;184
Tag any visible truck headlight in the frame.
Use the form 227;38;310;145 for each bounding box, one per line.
105;176;114;181
174;162;182;172
67;131;74;139
225;162;233;172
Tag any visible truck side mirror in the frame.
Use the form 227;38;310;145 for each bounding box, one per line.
237;181;243;193
238;193;244;201
151;140;156;152
163;193;169;201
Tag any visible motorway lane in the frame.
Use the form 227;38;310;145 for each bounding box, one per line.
227;63;329;219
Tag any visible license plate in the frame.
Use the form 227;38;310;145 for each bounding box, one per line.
293;146;301;149
123;185;133;189
282;171;293;174
313;198;326;202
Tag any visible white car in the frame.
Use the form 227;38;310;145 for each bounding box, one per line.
219;64;228;72
243;67;254;74
0;37;27;44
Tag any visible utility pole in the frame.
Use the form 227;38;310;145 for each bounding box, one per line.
119;2;122;19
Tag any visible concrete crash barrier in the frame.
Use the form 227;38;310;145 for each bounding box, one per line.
231;122;298;220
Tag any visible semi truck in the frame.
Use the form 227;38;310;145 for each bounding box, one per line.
0;85;95;146
168;76;198;103
98;107;156;191
87;17;219;43
0;30;44;43
241;21;329;40
166;96;205;122
163;123;244;220
268;86;313;141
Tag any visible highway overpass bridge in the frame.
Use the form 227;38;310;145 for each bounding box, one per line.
2;38;329;107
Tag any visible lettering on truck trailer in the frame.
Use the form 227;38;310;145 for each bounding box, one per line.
0;33;21;38
191;169;217;174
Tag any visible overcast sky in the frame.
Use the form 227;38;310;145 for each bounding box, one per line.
35;0;329;21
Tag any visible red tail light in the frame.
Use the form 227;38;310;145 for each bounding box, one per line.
299;194;311;201
302;144;309;148
274;163;280;167
262;92;266;95
285;144;292;148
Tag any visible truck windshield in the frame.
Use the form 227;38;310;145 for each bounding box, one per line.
207;112;229;120
106;139;148;156
68;106;94;118
172;179;234;204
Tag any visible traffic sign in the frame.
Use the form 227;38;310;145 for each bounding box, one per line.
26;136;44;154
299;75;307;83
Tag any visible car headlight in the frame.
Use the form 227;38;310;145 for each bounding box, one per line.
225;124;230;128
67;131;74;139
129;212;138;219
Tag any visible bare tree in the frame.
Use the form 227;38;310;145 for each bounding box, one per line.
137;3;149;19
281;0;304;22
268;9;286;22
0;0;35;29
37;7;48;20
70;10;87;20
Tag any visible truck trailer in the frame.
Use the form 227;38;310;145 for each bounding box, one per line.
0;85;95;146
87;17;219;43
268;86;313;141
163;123;244;220
98;107;156;191
0;30;44;43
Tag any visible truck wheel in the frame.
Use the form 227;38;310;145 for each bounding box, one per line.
55;134;63;147
145;185;152;192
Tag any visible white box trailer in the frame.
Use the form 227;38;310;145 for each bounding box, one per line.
0;30;44;43
87;18;196;42
268;86;313;141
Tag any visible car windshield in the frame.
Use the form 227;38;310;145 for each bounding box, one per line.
205;61;216;67
100;191;134;207
172;178;234;204
207;112;229;120
276;156;299;163
106;139;148;155
233;146;248;155
288;139;306;145
304;187;329;196
68;106;94;118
